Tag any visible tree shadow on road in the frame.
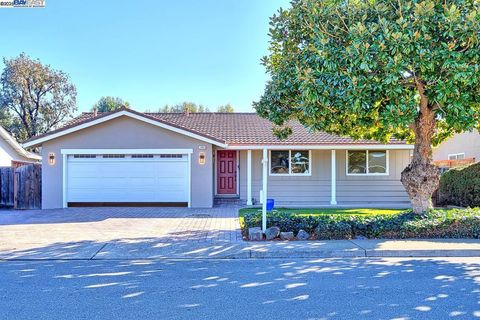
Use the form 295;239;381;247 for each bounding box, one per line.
1;242;480;319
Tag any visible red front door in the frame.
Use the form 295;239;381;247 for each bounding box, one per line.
217;150;237;194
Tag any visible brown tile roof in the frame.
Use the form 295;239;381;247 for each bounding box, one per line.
25;108;407;146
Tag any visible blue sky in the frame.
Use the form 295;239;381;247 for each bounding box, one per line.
0;0;290;113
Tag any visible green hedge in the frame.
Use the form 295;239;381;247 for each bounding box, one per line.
243;208;480;239
439;162;480;207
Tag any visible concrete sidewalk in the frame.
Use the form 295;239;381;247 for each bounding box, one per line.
2;238;480;260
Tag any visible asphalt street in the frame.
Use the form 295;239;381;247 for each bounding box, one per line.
1;257;480;319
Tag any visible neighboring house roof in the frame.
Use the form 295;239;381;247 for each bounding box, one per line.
0;126;41;161
23;107;411;149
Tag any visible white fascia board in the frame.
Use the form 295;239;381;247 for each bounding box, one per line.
23;110;227;148
61;148;193;155
0;126;41;160
226;144;414;150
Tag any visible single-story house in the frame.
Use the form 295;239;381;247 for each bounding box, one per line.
23;108;413;209
433;130;480;165
0;126;41;167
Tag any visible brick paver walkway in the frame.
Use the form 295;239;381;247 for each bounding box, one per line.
0;206;243;251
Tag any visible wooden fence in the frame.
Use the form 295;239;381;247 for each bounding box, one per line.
0;164;41;209
433;157;476;169
0;167;14;207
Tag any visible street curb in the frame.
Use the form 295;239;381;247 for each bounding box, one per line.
364;250;480;257
247;249;365;259
2;240;480;260
3;250;480;260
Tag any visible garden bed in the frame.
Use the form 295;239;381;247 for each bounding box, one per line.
241;208;480;240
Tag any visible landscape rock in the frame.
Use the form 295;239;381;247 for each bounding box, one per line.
297;229;310;240
248;227;264;241
265;226;280;240
280;231;294;241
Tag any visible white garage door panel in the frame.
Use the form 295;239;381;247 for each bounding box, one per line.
67;156;189;203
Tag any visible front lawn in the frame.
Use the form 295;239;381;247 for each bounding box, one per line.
239;207;403;217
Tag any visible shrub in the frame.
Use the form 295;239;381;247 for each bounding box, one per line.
243;211;319;234
314;221;353;240
242;208;480;240
438;162;480;207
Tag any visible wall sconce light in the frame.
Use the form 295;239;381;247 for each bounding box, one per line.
199;152;206;165
48;152;55;166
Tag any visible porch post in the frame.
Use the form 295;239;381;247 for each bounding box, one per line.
246;150;253;206
261;148;268;231
331;149;337;205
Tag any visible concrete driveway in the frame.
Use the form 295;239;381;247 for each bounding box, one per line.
0;206;243;260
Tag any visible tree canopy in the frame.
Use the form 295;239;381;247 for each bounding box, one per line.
255;0;480;213
156;102;235;113
217;104;235;113
93;96;129;112
0;53;77;140
158;102;209;113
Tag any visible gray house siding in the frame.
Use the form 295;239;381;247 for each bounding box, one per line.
41;115;214;209
237;149;411;207
335;150;411;206
239;150;331;206
433;130;480;162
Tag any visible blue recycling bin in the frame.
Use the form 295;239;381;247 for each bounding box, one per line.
266;199;275;211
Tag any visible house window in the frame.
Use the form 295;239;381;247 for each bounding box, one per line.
347;150;388;175
270;150;311;175
160;154;183;158
73;154;96;159
131;154;154;158
102;154;125;158
448;153;465;160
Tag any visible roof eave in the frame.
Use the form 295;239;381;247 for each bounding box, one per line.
0;126;42;160
223;144;414;150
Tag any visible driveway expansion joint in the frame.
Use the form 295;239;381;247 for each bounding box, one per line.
348;239;368;257
90;243;108;260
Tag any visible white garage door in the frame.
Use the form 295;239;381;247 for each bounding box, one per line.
66;152;189;205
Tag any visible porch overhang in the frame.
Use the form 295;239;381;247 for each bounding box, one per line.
224;144;414;150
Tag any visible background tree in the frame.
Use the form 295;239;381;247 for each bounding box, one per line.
0;107;21;137
255;0;480;213
217;103;234;113
158;102;209;113
93;96;129;112
0;53;77;140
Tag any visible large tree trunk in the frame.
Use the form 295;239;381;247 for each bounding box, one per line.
400;83;439;214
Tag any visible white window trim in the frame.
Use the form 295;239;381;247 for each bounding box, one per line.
346;150;389;176
269;150;312;176
448;153;465;160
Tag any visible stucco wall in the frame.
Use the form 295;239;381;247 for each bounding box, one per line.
432;130;480;162
0;138;34;166
238;149;411;207
41;115;213;209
